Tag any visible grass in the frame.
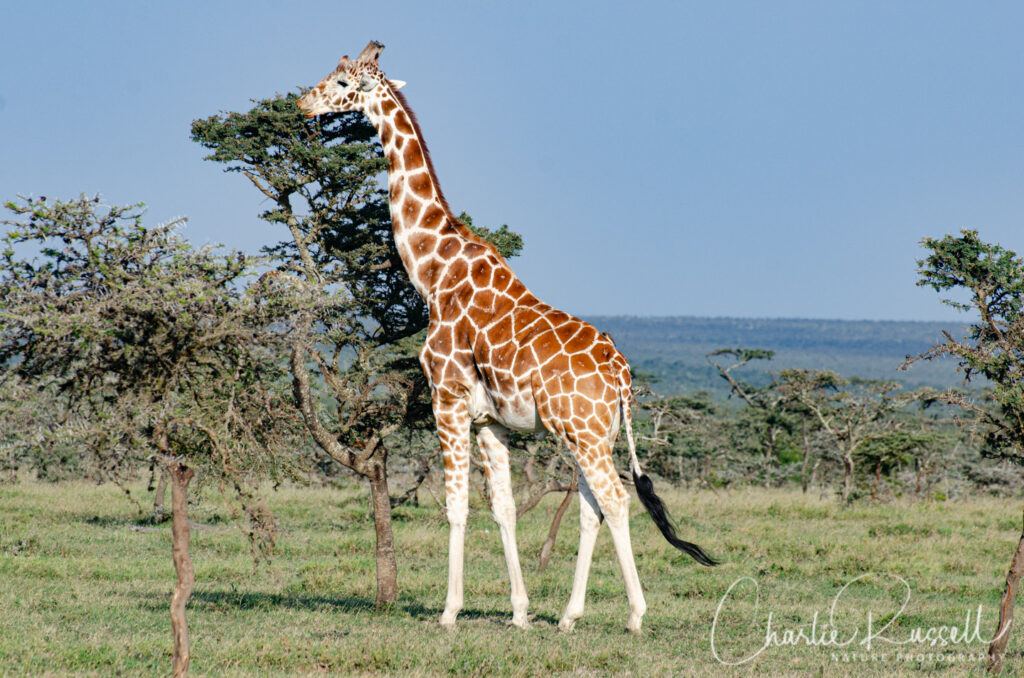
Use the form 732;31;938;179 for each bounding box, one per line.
1;480;1021;676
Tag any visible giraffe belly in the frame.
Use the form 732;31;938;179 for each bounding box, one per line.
468;380;543;432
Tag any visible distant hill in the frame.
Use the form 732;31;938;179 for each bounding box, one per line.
584;316;972;397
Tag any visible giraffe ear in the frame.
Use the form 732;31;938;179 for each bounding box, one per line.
337;56;351;68
389;79;406;90
357;41;384;63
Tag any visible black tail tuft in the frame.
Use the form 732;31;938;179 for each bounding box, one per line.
633;470;718;566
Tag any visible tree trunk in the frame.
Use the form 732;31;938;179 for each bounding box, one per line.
765;428;778;488
523;453;537;485
168;462;195;678
800;420;811;494
368;462;398;607
539;489;575;573
914;458;922;502
517;481;569;518
154;470;169;522
290;336;400;606
841;453;854;504
538;469;578;573
988;510;1024;673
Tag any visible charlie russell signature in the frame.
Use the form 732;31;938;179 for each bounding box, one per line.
709;573;1004;666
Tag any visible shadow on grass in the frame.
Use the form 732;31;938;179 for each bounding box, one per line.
403;601;561;626
74;513;235;530
132;589;376;614
72;515;148;529
134;589;560;625
193;589;380;614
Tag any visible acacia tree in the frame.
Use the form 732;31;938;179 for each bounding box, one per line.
0;376;81;482
856;429;938;502
907;229;1024;672
0;196;301;677
774;369;920;504
635;390;729;487
911;230;1024;459
706;348;800;487
191;93;521;606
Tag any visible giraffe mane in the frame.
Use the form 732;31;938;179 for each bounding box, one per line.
388;84;508;264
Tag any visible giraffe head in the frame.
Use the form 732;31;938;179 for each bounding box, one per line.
297;41;406;118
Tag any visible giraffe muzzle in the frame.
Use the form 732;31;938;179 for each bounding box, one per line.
295;96;315;117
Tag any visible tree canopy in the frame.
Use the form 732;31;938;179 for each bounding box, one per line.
0;195;300;483
191;92;524;607
912;229;1024;460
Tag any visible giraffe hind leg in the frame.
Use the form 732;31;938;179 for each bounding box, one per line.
575;440;647;633
533;375;647;632
551;431;647;633
558;467;601;632
476;424;530;628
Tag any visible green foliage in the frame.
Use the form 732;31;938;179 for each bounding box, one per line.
0;195;301;485
777;372;909;429
707;347;776;363
918;229;1024;316
458;212;523;259
913;230;1024;461
859;430;940;472
193;94;420;343
636;350;959;498
194;93;430;484
191;92;524;484
703;348;802;485
634;390;723;482
192;94;523;348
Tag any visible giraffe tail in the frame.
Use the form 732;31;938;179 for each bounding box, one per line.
619;372;718;567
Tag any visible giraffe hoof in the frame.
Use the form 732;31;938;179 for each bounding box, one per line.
557;617;577;633
439;613;458;629
626;616;643;634
508;614;531;629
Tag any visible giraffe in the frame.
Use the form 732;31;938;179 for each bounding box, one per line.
297;41;716;633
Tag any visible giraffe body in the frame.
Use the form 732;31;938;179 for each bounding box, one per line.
298;42;714;633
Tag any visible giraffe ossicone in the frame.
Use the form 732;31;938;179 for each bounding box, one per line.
297;41;716;634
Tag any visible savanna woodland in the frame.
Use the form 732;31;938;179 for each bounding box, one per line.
2;91;1024;677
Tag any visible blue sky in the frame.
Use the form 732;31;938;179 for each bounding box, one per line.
2;1;1021;321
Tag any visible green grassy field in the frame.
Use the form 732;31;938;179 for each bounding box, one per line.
1;480;1020;676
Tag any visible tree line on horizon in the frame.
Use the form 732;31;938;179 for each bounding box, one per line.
589;314;975;398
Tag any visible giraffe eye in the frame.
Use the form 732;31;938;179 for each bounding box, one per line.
337;79;349;88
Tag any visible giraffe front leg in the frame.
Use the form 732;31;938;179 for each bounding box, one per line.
476;424;529;628
436;394;472;629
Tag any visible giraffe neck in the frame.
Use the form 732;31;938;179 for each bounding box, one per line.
363;88;465;300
